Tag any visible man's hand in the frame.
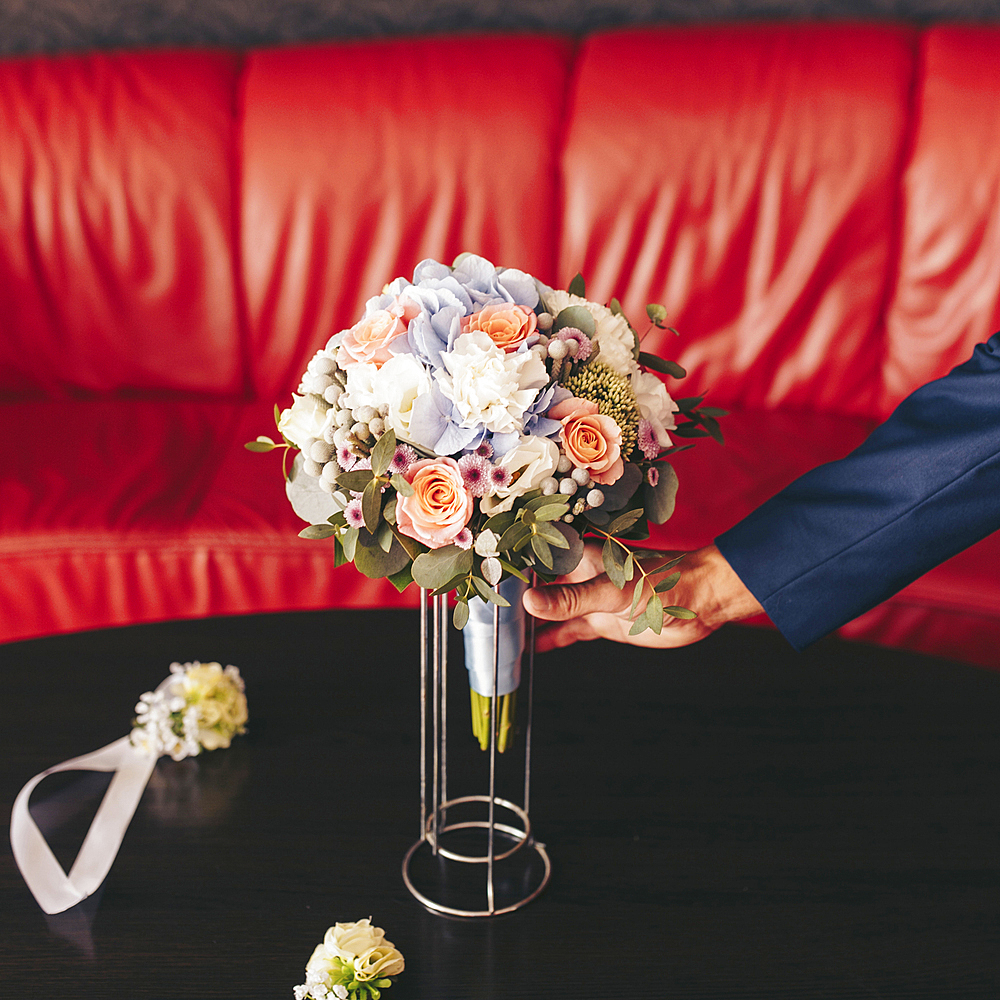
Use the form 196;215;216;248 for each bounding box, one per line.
523;543;764;653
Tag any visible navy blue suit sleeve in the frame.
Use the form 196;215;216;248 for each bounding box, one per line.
715;333;1000;650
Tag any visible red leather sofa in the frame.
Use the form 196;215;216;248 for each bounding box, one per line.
3;24;1000;668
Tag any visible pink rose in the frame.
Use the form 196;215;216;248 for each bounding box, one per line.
396;458;474;549
549;396;624;486
461;304;537;353
337;300;416;368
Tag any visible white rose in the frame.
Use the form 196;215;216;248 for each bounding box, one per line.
435;329;548;435
631;371;680;447
341;362;379;413
541;289;638;376
278;393;332;450
372;353;433;439
480;436;560;514
354;945;405;981
322;919;386;963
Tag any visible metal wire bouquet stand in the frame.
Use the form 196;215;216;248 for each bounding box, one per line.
401;589;551;917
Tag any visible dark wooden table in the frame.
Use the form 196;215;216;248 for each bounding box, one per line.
2;610;1000;999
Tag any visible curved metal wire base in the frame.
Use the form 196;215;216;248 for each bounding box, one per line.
407;589;549;918
402;795;552;917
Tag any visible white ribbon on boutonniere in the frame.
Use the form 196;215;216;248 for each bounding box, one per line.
10;662;247;914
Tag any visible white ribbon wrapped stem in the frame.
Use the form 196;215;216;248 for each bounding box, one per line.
463;577;528;697
10;737;158;914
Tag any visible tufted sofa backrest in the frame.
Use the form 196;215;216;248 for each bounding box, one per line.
3;27;1000;419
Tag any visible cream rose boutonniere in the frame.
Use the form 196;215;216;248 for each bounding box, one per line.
294;918;405;1000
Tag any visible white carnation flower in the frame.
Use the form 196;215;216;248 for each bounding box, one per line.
632;371;680;447
541;289;638;376
435;329;548;435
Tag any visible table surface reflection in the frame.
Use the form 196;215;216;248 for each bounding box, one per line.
2;610;1000;999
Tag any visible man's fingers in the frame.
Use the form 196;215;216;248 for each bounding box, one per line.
523;574;628;622
532;617;604;653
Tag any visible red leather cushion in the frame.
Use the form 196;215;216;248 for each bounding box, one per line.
882;27;1000;415
559;25;916;419
0;50;243;399
239;36;575;400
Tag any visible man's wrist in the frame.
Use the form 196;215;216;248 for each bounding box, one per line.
678;545;765;630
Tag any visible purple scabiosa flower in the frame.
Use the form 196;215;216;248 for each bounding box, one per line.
489;465;512;491
388;443;418;476
454;527;473;550
646;466;660;488
637;418;660;461
458;453;492;498
344;498;365;529
474;440;494;460
555;326;592;362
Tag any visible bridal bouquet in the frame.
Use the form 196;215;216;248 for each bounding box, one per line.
249;255;722;748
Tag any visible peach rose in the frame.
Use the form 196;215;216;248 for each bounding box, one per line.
337;301;416;368
396;457;474;549
549;396;624;486
462;304;537;353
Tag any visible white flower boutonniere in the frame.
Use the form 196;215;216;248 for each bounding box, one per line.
294;918;405;1000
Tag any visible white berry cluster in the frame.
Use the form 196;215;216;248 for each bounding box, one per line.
538;452;605;523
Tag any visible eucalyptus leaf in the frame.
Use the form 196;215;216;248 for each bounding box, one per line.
387;564;414;593
530;534;554;569
553;305;596;338
547;522;584;576
606;508;644;536
630;578;645;619
376;519;394;553
499;521;531;552
354;529;411;579
628;616;649;637
411;545;473;590
609;297;624;316
646;303;667;325
645;462;679;524
298;523;337;540
498;558;531;583
390;526;422;560
597;462;641;512
586;509;610;526
533;522;570;549
337;469;375;491
390;473;414;497
524;493;563;512
533;502;570;522
665;606;698;620
333;535;348;568
623;551;635;582
645;592;664;635
370;428;397;477
362;478;382;532
342;527;358;561
483;509;517;535
481;556;503;586
245;437;276;452
603;538;627;590
653;570;682;593
638;352;686;378
472;576;510;607
567;272;586;298
453;600;470;630
286;453;340;524
383;495;396;525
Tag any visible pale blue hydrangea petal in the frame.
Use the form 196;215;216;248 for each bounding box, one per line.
496;267;539;309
